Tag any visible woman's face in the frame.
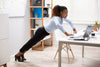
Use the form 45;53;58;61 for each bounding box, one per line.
60;9;68;19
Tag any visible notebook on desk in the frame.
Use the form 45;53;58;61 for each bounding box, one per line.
69;26;94;41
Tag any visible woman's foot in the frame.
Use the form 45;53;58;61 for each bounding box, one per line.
15;51;26;62
15;55;24;62
21;55;26;61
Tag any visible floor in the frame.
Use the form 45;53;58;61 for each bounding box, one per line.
7;44;100;67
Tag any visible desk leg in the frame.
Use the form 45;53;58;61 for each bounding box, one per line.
82;45;84;58
58;42;62;67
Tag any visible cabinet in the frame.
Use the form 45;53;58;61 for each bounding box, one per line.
30;0;53;51
0;14;10;67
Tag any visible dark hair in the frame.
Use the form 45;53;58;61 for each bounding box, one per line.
52;5;67;17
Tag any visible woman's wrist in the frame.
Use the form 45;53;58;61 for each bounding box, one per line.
65;32;74;36
64;32;69;36
73;28;77;33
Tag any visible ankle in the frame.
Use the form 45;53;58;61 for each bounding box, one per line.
16;52;23;56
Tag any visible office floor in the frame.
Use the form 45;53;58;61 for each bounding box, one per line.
7;44;100;67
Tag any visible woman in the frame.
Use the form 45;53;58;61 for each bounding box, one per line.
15;5;77;62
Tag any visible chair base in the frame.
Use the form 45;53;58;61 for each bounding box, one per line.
54;43;74;63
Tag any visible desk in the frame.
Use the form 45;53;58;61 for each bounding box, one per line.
58;34;100;67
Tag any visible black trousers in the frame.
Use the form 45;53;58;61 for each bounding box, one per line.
20;27;49;53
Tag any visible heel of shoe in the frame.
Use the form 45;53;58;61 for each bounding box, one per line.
15;55;18;61
21;55;26;61
15;55;23;62
15;57;17;61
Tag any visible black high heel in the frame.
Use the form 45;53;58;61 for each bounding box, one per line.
15;55;24;62
21;55;26;61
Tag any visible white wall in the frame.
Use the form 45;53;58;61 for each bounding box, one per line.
9;17;30;56
5;0;26;17
0;0;5;13
0;14;10;65
70;0;98;23
7;0;30;56
98;0;100;22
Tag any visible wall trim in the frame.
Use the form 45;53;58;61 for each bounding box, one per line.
9;16;25;18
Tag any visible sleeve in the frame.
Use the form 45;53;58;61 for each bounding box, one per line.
63;19;75;29
54;17;66;33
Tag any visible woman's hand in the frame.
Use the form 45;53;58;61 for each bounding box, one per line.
73;28;77;34
65;32;74;36
67;34;74;36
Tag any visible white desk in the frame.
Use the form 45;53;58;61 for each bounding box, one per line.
58;33;100;67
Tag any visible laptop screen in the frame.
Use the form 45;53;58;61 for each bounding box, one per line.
83;26;94;38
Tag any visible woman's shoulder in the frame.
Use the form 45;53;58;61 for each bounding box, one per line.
52;16;61;20
53;16;60;18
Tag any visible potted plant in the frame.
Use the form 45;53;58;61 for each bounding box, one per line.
93;21;99;31
35;23;39;29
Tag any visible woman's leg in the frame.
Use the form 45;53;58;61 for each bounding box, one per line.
19;27;49;53
15;27;49;61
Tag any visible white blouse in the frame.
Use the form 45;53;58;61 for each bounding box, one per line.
44;16;75;33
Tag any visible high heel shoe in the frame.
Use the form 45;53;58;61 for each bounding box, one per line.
15;55;24;62
21;55;26;61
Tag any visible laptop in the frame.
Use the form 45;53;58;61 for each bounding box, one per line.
69;26;94;41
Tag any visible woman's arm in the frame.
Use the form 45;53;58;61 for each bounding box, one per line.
54;17;74;36
63;19;77;33
54;17;66;33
